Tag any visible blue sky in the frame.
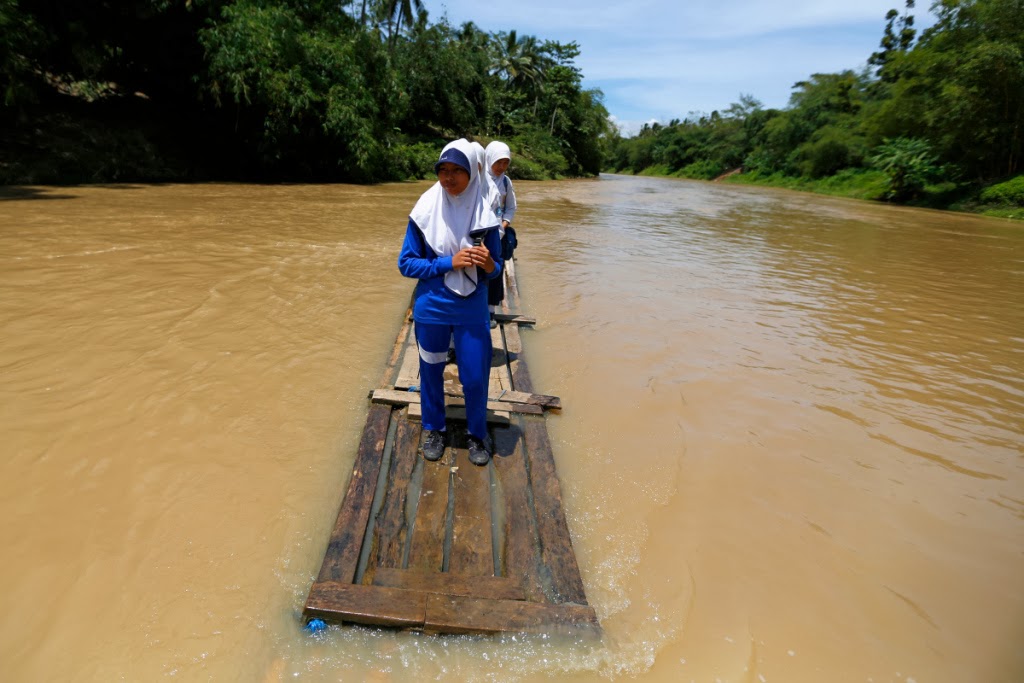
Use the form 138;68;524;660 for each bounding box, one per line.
417;0;933;136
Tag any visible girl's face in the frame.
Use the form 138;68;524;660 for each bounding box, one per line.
437;162;470;196
491;159;510;176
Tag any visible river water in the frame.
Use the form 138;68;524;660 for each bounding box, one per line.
1;176;1021;682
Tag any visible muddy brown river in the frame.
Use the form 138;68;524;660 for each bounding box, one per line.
1;176;1021;682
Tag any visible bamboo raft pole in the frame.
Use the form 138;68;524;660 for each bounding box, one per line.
303;257;598;635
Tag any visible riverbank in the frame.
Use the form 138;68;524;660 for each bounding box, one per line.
0;97;577;186
629;165;1024;222
2;89;585;188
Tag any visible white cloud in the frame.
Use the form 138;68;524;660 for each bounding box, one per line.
418;0;934;134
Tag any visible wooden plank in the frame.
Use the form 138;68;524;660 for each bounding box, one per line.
407;402;513;425
423;593;599;635
493;313;535;325
314;403;393;583
305;582;426;629
374;388;550;414
502;321;535;395
522;416;588;605
448;443;494;576
443;404;512;425
370;417;422;571
378;309;413;389
395;331;420;390
491;423;546;602
503;257;520;310
372;567;526;601
489;389;561;410
489;354;505;392
491;324;513;394
408;447;450;572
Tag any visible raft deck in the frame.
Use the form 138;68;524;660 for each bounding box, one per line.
303;258;598;635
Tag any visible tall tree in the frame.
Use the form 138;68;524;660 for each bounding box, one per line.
869;0;917;83
384;0;424;49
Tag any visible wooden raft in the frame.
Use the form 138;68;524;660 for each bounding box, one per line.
303;258;598;635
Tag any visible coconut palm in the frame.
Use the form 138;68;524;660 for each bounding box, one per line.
383;0;423;48
490;30;540;91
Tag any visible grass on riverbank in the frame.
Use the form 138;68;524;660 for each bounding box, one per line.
628;165;1024;221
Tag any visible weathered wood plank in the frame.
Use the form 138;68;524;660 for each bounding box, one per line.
521;416;588;605
489;389;561;410
314;403;393;583
493;313;536;325
379;309;413;389
305;582;426;629
423;593;599;635
372;567;525;601
395;331;420;390
371;389;542;415
491;325;513;394
491;423;546;602
503;257;520;309
489;355;505;392
408;448;450;572
448;443;494;576
370;417;422;572
502;321;535;395
407;402;513;425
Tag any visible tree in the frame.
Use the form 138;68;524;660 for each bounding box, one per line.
868;0;1024;178
869;136;942;199
869;0;917;83
383;0;424;49
0;0;42;109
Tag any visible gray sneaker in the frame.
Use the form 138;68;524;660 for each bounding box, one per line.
422;430;445;461
467;435;491;466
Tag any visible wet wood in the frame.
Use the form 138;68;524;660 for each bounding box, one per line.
493;313;536;325
521;416;588;605
306;582;426;628
314;403;391;583
448;444;494;576
423;594;599;635
370;417;421;571
407;447;449;572
304;257;597;635
372;567;526;601
491;424;546;602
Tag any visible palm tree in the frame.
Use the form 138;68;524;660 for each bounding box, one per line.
383;0;423;49
490;30;540;91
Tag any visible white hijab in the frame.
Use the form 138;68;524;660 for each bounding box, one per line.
409;138;500;297
486;141;512;191
471;141;501;213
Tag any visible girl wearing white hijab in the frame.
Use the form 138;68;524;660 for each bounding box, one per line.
471;140;501;215
486;141;517;230
398;138;502;465
485;140;518;316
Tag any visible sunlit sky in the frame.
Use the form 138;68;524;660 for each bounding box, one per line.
417;0;934;136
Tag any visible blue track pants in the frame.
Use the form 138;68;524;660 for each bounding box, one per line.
415;321;491;440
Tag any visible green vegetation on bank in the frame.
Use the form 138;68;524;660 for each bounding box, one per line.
604;0;1024;219
0;0;610;184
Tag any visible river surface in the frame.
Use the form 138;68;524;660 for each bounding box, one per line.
1;176;1022;682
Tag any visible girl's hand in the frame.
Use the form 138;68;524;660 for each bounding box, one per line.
453;246;494;273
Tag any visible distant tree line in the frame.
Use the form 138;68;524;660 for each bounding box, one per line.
0;0;610;183
605;0;1024;213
